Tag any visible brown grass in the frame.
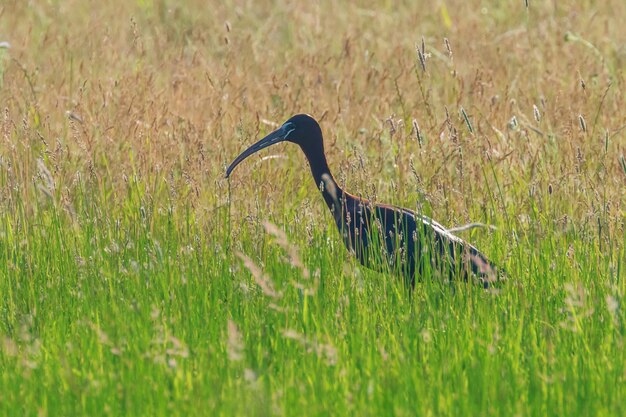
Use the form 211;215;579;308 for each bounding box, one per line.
0;0;624;237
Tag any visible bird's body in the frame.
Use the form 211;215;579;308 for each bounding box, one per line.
316;187;496;286
226;114;500;286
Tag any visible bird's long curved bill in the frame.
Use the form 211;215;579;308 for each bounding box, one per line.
225;126;288;178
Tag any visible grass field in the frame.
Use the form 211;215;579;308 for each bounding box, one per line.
1;0;625;415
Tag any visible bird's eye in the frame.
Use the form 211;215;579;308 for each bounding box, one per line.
282;122;296;138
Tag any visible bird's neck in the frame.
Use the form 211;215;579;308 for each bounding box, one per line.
300;144;346;217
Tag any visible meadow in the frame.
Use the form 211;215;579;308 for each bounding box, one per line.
0;0;624;415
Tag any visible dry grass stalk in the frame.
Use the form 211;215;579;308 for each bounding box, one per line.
227;319;244;362
236;251;282;299
560;283;594;332
263;221;310;279
282;329;338;365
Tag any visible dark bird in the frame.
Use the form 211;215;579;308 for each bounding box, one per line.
226;114;501;287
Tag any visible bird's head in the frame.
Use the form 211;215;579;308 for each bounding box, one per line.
225;114;322;178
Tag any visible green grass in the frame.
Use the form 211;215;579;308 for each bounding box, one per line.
0;0;625;415
0;171;623;416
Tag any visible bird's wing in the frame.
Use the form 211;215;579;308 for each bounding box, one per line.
375;203;465;243
366;201;501;283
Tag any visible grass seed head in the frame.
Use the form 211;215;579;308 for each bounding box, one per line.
412;119;423;147
533;104;541;123
444;37;453;59
578;114;587;132
460;107;473;134
416;45;427;72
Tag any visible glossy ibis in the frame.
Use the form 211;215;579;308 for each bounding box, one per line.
226;114;501;287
